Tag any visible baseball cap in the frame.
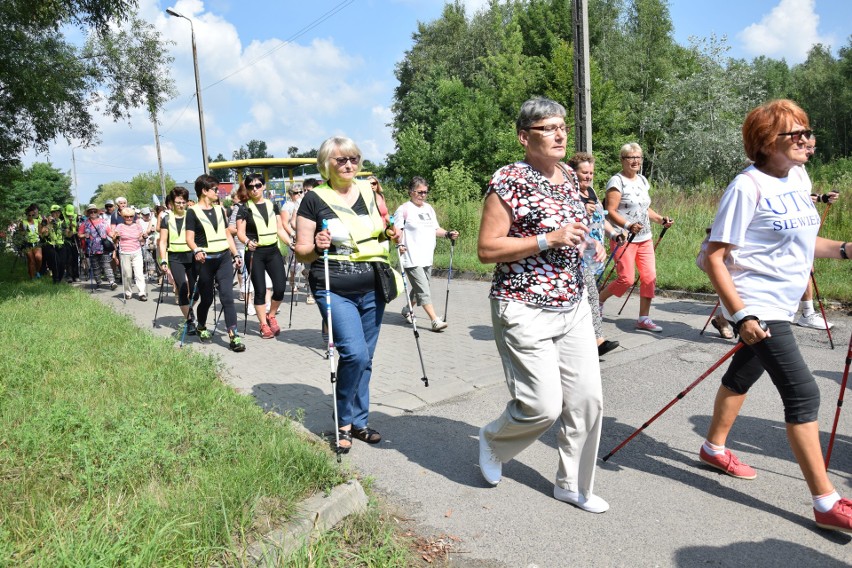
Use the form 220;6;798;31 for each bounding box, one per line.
105;199;115;206
141;207;151;215
65;204;75;216
50;204;61;212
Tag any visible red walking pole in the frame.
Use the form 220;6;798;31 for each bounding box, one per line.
700;300;720;336
824;332;852;469
598;232;636;290
810;270;834;349
602;334;757;462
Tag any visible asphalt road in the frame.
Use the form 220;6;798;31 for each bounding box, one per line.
96;274;851;567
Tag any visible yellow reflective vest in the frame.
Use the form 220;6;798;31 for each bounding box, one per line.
189;204;229;253
244;200;279;246
165;213;190;253
313;181;389;263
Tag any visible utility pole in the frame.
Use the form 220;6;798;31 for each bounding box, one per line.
572;0;592;153
152;111;167;205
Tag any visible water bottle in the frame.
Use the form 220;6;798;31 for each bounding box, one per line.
582;204;605;275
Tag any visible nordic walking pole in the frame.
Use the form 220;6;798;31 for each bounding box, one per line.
443;234;456;322
179;274;201;348
153;264;170;328
810;269;834;349
596;239;622;287
598;232;636;290
825;331;852;469
288;250;298;328
319;220;343;461
700;300;720;336
602;321;768;462
88;253;96;293
243;251;253;334
618;224;670;316
397;220;429;387
212;265;238;337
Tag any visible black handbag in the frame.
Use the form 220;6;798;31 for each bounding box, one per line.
372;261;401;304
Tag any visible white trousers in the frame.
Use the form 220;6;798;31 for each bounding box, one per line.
119;250;146;297
482;294;603;497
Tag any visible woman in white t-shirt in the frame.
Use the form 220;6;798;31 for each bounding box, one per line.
394;177;458;332
699;99;851;533
598;142;673;332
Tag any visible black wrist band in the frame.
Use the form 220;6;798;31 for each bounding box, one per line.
733;315;764;337
821;193;830;203
841;242;849;260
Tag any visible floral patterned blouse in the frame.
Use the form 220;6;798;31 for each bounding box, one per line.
486;161;588;309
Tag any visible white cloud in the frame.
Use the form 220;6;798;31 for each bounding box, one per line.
738;0;835;63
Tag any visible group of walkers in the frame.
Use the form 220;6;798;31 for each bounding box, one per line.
16;96;850;535
475;96;851;534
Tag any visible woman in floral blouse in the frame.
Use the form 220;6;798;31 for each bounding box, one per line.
476;97;609;514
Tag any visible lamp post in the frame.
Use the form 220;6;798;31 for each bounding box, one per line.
166;8;209;174
71;145;82;211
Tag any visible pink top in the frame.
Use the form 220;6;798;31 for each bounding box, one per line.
112;221;144;253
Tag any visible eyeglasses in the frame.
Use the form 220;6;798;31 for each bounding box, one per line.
527;124;569;136
122;215;134;219
333;156;360;166
290;191;303;195
105;204;115;207
173;201;187;206
248;183;263;189
777;129;813;143
414;191;429;196
622;156;643;161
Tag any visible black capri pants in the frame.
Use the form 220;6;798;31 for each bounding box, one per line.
195;253;237;331
167;254;196;307
721;320;820;424
245;244;287;305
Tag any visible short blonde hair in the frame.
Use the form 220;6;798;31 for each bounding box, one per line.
316;136;362;179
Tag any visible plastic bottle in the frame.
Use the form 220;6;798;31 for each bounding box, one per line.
582;204;605;275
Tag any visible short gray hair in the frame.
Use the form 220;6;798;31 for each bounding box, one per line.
619;142;643;159
516;97;566;133
316;136;362;179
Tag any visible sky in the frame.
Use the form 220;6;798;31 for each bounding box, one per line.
22;0;852;206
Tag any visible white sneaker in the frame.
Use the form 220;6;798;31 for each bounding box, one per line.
431;318;448;332
635;318;663;332
553;486;609;513
401;305;413;323
478;427;501;486
797;312;833;330
247;304;256;316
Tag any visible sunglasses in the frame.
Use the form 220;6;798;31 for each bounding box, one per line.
369;181;378;187
333;156;360;166
122;215;134;219
777;129;813;144
248;182;263;189
414;191;429;196
291;191;303;195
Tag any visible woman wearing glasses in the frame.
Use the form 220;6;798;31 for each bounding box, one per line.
698;99;851;533
367;175;390;224
598;142;673;332
158;187;196;333
111;206;148;301
394;177;457;331
477;97;609;513
294;136;400;453
185;174;246;352
282;183;304;293
237;173;290;339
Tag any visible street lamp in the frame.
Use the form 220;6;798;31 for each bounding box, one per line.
166;8;209;174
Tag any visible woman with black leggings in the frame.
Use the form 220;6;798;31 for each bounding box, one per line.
158;186;197;334
185;174;246;352
236;173;289;339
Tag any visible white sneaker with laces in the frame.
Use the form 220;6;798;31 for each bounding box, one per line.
431;318;448;332
401;305;414;324
553;486;610;513
478;427;501;486
798;312;833;330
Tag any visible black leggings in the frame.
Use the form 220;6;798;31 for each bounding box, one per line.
168;255;195;307
245;245;287;304
195;254;237;332
721;320;820;424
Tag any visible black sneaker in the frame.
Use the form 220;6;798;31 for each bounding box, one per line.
229;336;246;352
186;320;197;336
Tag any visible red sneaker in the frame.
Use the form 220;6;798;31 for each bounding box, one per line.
814;498;852;533
267;315;281;336
699;446;757;480
259;323;274;339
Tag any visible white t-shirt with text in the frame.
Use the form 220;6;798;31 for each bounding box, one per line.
710;165;818;322
394;201;439;268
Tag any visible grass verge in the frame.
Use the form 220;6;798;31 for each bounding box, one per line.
0;253;414;565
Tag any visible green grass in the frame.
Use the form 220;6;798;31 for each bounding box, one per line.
421;186;852;303
0;254;419;565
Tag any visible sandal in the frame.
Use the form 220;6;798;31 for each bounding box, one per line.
351;426;382;444
336;429;352;453
711;315;734;339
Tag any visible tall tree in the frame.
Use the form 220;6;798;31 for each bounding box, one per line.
0;163;73;225
0;1;175;163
